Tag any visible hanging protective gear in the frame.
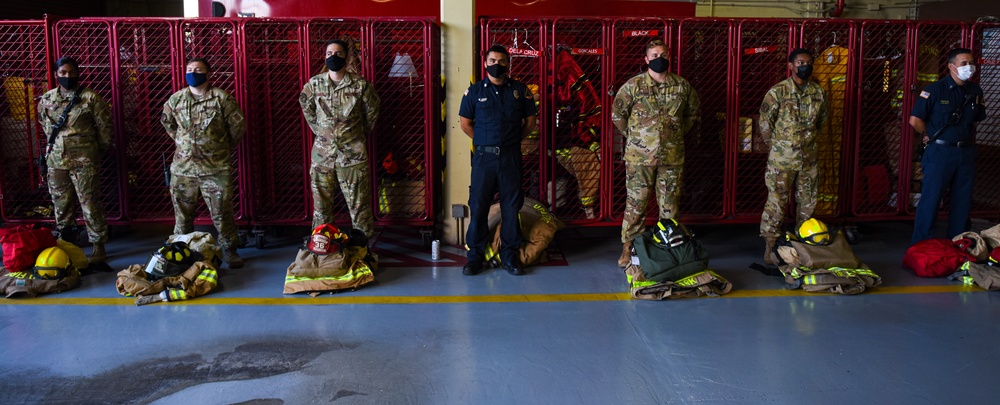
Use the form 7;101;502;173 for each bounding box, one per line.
307;224;348;255
486;63;507;79
956;64;975;81
325;55;346;72
651;218;692;249
146;242;200;279
795;65;813;80
32;247;73;280
184;72;207;88
648;57;670;74
798;218;831;246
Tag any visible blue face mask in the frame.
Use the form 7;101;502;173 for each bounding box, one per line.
185;72;208;88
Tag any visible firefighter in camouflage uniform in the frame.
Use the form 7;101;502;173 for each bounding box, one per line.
161;58;246;269
612;40;700;268
38;57;113;264
759;48;830;264
300;39;380;240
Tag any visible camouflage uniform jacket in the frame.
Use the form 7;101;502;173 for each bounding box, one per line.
300;72;380;169
38;87;113;170
612;72;700;166
161;86;246;177
759;78;829;170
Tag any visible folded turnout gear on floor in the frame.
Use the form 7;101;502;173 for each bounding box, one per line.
948;260;1000;291
116;261;220;305
777;230;881;294
1;263;81;298
625;265;732;300
485;197;565;267
284;229;376;295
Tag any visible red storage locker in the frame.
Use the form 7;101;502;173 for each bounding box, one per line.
730;19;796;220
0;21;50;223
608;18;673;224
369;18;437;226
241;19;311;225
675;18;728;221
970;22;1000;218
550;18;606;224
53;19;125;224
799;20;857;220
480;18;549;215
176;19;247;224
852;20;911;218
114;19;178;223
897;22;970;217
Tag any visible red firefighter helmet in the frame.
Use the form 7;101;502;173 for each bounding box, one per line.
308;224;348;255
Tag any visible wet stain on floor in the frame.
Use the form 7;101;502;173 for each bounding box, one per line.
2;338;358;404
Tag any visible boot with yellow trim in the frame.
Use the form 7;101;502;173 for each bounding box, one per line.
618;240;633;268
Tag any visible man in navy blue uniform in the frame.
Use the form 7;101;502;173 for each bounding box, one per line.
909;48;987;245
459;45;538;276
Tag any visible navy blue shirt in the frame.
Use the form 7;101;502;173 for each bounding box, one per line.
459;78;538;147
910;75;986;142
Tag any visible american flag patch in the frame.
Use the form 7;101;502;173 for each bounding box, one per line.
920;91;930;99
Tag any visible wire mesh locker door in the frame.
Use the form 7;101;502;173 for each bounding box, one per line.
800;20;856;219
54;19;124;223
676;18;728;221
0;22;50;222
731;20;796;220
971;22;1000;218
607;18;674;224
480;18;548;212
853;21;910;217
551;18;606;224
242;19;310;225
303;19;366;225
903;22;970;216
114;20;177;223
177;20;245;224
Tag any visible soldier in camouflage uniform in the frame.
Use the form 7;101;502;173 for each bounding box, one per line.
611;40;700;268
759;48;829;264
300;39;380;239
161;58;246;268
38;57;113;264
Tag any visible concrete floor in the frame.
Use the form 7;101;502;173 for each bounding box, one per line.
2;220;999;404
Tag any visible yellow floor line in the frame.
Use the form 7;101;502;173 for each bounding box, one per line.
0;285;983;306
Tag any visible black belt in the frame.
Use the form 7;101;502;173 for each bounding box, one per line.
475;145;503;155
933;139;974;148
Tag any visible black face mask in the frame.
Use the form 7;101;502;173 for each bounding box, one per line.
326;55;347;72
648;57;669;73
57;77;79;90
796;65;813;80
486;63;508;79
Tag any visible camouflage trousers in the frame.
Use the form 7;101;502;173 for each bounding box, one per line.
170;172;238;249
621;164;681;243
760;163;818;238
311;163;374;238
47;166;108;243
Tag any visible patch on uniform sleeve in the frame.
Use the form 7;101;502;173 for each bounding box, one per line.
919;90;930;99
464;89;468;96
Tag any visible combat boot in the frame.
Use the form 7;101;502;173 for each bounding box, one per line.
763;237;778;265
225;247;244;269
57;227;78;245
89;243;106;264
618;240;633;268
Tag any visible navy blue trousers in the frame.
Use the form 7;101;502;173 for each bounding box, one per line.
911;143;975;245
467;149;524;265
